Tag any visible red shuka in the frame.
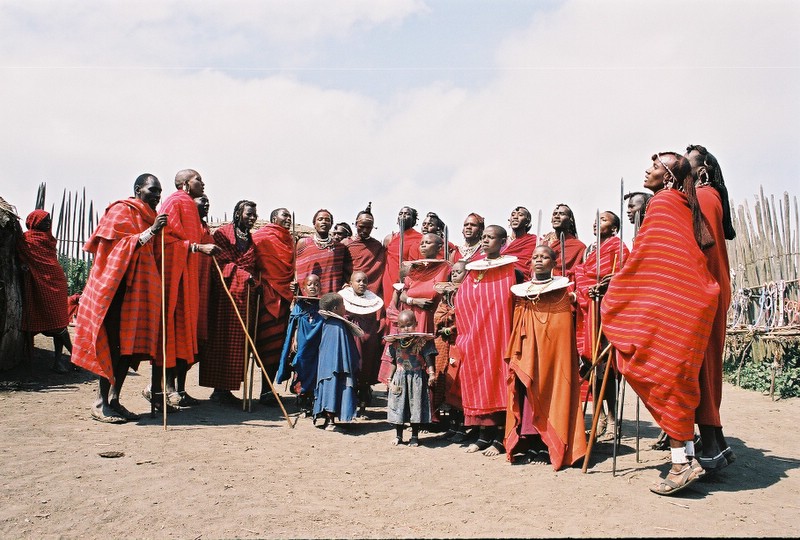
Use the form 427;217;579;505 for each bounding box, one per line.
344;236;386;297
157;190;204;367
72;198;161;384
252;223;296;366
455;260;515;425
602;189;719;441
402;259;451;334
546;233;586;283
381;229;422;306
17;210;69;332
295;236;347;295
501;232;537;281
696;186;731;427
574;236;629;359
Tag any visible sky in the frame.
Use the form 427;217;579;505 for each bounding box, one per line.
2;0;798;243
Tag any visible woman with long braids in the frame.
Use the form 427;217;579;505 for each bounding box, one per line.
199;200;259;406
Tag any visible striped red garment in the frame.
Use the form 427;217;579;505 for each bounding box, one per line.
574;236;630;359
71;198;161;385
344;236;386;297
403;259;450;334
381;229;422;306
295;236;348;295
696;186;731;427
500;232;537;281
199;224;259;391
252;223;295;315
546;233;586;283
155;190;204;367
196;223;213;344
17;210;70;333
601;189;719;441
455;262;515;422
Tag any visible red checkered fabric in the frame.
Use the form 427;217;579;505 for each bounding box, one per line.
72;198;161;384
17;210;69;332
602;189;719;441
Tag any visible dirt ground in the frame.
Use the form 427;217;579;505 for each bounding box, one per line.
1;332;799;539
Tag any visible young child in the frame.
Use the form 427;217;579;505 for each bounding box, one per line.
339;271;385;416
386;309;437;447
276;274;323;417
314;292;363;430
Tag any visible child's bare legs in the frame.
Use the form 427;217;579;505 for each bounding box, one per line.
392;424;404;445
408;424;421;447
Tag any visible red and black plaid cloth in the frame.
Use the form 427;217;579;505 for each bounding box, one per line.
602;189;719;441
72;198;161;385
17;210;69;333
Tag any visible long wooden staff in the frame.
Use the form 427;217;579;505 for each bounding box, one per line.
248;289;260;413
160;231;168;429
582;344;614;473
242;282;250;412
212;256;294;428
590;209;601;420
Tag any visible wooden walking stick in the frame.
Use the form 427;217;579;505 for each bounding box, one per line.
242;282;250;412
248;289;260;413
161;231;168;429
582;344;614;473
212;256;294;428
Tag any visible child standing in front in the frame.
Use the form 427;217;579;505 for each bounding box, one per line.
386;309;437;447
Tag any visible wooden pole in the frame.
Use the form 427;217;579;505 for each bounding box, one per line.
161;232;168;430
582;345;614;473
212;257;294;428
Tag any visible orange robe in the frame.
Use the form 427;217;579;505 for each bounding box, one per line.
504;290;587;470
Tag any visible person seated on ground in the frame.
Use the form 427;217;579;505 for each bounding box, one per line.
16;210;74;374
433;260;467;441
313;292;362;430
386;309;437;447
624;191;652;226
340;271;385;416
505;245;588;469
72;173;167;423
399;233;450;334
331;222;353;244
456;225;519;457
276;274;324;417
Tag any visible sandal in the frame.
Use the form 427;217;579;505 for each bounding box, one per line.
465;439;491;453
408;436;419;447
91;407;127;424
722;447;737;464
649;463;701;496
110;400;140;421
530;449;551;465
482;440;504;457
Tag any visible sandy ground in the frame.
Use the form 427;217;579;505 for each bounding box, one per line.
1;332;799;539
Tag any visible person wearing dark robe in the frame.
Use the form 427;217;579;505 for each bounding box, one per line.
686;144;737;474
199;200;259;407
16;210;73;373
252;207;296;406
72;174;167;423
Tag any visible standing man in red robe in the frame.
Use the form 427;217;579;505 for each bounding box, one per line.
152;169;218;409
542;204;585;283
296;209;348;296
252;207;296;405
501;206;538;281
72;174;167;423
17;210;73;373
344;205;385;298
381;206;422;307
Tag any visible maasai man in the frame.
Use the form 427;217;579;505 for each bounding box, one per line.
501;206;538;281
456;225;518;457
574;210;629;441
625;191;652;225
344;205;386;298
314;292;362;430
340;270;385;413
72;174;167;423
450;213;484;264
505;245;587;469
399;233;450;334
199;200;259;406
276;274;323;416
542;204;585;283
686;144;737;474
153;169;218;409
252;207;296;406
17;210;73;373
193;195;213;358
331;222;353;244
381;206;422;307
421;211;456;259
602;152;719;496
296;209;349;295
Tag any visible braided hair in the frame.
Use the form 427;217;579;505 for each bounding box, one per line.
233;200;257;226
686;144;736;240
553;203;578;237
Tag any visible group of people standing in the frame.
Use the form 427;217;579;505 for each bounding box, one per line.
17;143;734;497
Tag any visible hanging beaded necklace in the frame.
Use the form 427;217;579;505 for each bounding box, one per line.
312;233;334;250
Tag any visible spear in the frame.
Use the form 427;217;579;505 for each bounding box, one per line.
559;231;566;277
536;209;542;245
398;216;405;281
292;211;297;283
55;189;66;256
444;224;449;261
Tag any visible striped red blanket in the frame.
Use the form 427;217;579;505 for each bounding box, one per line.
72;198;161;384
344;236;386;297
601;189;719;441
381;229;422;306
296;236;347;295
501;232;537;281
